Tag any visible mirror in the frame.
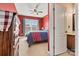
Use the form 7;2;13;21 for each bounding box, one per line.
72;14;75;31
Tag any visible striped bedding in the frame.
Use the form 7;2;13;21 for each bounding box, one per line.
27;30;48;47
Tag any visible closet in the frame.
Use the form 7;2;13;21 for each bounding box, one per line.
0;11;19;56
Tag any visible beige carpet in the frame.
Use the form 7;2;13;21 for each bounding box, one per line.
26;43;48;56
19;36;48;56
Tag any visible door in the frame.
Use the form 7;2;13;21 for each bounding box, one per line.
0;23;13;56
54;4;67;55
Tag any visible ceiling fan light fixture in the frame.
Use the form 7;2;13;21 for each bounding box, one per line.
38;11;43;13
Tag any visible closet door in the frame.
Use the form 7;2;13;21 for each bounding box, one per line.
3;31;10;56
0;28;13;56
8;22;14;56
0;32;3;56
3;22;14;56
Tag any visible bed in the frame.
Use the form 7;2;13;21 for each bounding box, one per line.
26;30;48;47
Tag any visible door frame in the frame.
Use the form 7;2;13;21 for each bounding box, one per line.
75;4;79;56
48;3;54;56
48;3;79;56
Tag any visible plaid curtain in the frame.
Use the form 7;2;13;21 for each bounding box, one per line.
0;11;13;31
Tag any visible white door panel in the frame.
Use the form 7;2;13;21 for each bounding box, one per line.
54;4;67;55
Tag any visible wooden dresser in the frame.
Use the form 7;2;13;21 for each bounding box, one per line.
67;34;75;51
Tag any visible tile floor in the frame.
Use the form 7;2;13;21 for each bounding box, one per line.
58;50;75;56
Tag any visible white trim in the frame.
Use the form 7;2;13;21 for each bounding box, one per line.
75;3;79;56
48;51;53;56
49;3;54;56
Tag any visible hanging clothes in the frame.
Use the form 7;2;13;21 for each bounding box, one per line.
13;15;20;36
0;11;13;31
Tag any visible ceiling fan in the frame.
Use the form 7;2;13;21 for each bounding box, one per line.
28;4;43;15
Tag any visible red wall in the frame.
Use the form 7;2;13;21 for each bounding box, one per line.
18;15;43;36
43;15;48;30
39;19;43;30
39;15;48;30
18;15;24;36
0;3;16;13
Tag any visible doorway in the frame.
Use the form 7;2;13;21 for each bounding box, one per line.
16;3;49;56
50;3;76;56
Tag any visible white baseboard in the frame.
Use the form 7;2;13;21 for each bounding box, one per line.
48;51;53;56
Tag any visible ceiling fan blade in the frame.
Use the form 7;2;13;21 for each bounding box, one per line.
29;9;34;11
38;11;43;13
35;3;40;9
30;10;35;14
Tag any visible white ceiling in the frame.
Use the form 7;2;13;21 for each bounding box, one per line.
15;3;48;17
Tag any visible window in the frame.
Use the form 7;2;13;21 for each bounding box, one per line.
23;19;39;35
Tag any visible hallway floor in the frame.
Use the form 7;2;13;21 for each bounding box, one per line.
58;50;75;56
